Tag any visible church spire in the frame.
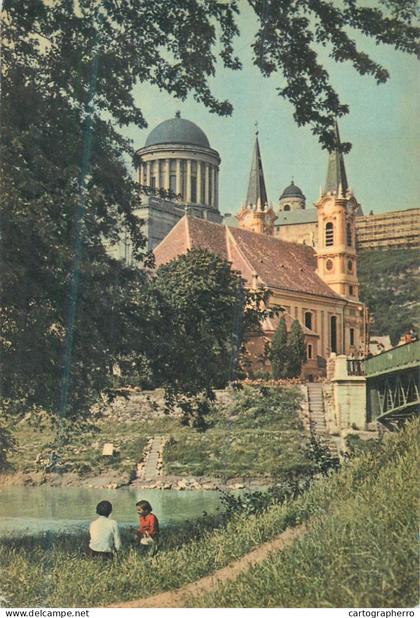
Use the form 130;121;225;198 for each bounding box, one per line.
245;132;268;210
324;120;349;195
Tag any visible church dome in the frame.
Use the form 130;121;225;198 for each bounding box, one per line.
280;180;304;199
145;112;210;149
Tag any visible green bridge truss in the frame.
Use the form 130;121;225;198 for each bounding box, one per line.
365;340;420;430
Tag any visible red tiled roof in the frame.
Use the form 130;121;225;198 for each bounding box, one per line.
154;216;341;300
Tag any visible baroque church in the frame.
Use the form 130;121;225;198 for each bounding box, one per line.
132;113;368;378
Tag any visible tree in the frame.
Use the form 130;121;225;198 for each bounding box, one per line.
287;320;306;378
141;249;270;426
269;317;289;379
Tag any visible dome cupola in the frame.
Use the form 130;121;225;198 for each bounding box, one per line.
145;111;210;149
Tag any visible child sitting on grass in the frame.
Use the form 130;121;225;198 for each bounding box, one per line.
135;500;159;555
89;500;121;560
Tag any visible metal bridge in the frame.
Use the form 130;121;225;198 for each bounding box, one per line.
365;340;420;430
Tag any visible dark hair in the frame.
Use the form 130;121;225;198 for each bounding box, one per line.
96;500;112;517
136;500;152;513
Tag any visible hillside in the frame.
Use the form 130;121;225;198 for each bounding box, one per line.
358;248;420;344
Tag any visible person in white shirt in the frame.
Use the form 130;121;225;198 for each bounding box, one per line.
89;500;121;560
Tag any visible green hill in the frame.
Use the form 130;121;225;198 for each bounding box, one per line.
358;248;420;344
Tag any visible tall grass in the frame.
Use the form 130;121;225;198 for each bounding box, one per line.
189;419;420;608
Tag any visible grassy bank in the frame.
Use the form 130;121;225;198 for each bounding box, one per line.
164;386;310;479
190;419;419;608
8;385;308;483
0;419;418;607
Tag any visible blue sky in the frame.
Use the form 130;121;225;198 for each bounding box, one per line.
124;5;419;217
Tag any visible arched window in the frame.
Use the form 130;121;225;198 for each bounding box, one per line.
330;316;337;353
307;344;313;360
304;311;313;330
325;222;334;246
283;204;291;211
346;222;352;246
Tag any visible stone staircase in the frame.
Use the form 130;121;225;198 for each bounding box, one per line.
132;436;167;484
307;383;340;457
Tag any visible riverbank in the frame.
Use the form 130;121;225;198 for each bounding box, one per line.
6;385;310;489
1;419;417;608
0;470;269;491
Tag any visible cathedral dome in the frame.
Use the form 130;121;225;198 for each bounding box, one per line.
280;180;304;199
145;112;210;149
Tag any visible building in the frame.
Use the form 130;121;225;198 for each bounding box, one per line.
355;208;420;251
135;111;223;250
153;126;368;378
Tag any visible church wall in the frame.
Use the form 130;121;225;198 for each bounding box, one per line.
275;222;318;247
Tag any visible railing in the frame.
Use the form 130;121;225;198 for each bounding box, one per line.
347;359;365;376
365;339;420;378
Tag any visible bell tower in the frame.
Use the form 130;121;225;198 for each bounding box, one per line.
315;122;361;300
236;129;277;234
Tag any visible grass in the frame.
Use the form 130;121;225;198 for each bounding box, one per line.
9;385;308;482
1;418;418;608
164;386;311;480
189;419;420;608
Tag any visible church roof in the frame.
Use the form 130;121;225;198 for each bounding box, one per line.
324;121;349;195
145;112;210;149
154;216;342;300
280;180;305;199
245;135;268;208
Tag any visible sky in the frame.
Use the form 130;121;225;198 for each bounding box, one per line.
123;3;419;217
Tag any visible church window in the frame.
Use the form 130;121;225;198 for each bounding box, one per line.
347;259;353;272
326;259;334;271
350;328;355;346
179;160;185;199
169;175;177;194
346;222;352;246
284;204;291;211
150;176;156;189
330;316;337;353
349;285;354;296
158;162;164;189
304;311;313;330
307;344;313;360
325;222;334;246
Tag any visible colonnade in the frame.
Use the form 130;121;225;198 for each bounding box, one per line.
140;158;219;209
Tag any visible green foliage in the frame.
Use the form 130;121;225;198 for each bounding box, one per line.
0;421;16;470
358;249;420;345
269;318;306;378
305;436;340;476
269;318;288;379
287;320;306;378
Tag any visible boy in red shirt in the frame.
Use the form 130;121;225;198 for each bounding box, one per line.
135;500;159;555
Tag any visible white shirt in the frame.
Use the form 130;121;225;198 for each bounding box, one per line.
89;516;121;553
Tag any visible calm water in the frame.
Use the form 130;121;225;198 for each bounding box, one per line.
0;486;223;537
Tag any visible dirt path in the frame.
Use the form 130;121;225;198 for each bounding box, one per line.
107;523;306;608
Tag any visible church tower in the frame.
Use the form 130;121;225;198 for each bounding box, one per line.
315;122;362;300
236;131;277;234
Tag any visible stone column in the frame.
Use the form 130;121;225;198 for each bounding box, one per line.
214;169;219;210
176;159;181;197
211;166;216;208
155;160;160;190
197;161;202;204
146;161;151;186
205;164;210;206
165;159;170;192
186;159;192;203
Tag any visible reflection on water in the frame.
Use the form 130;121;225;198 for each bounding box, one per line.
0;486;223;536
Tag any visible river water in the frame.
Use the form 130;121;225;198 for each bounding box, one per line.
0;486;223;537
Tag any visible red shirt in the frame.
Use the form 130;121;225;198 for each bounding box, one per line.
138;513;159;538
